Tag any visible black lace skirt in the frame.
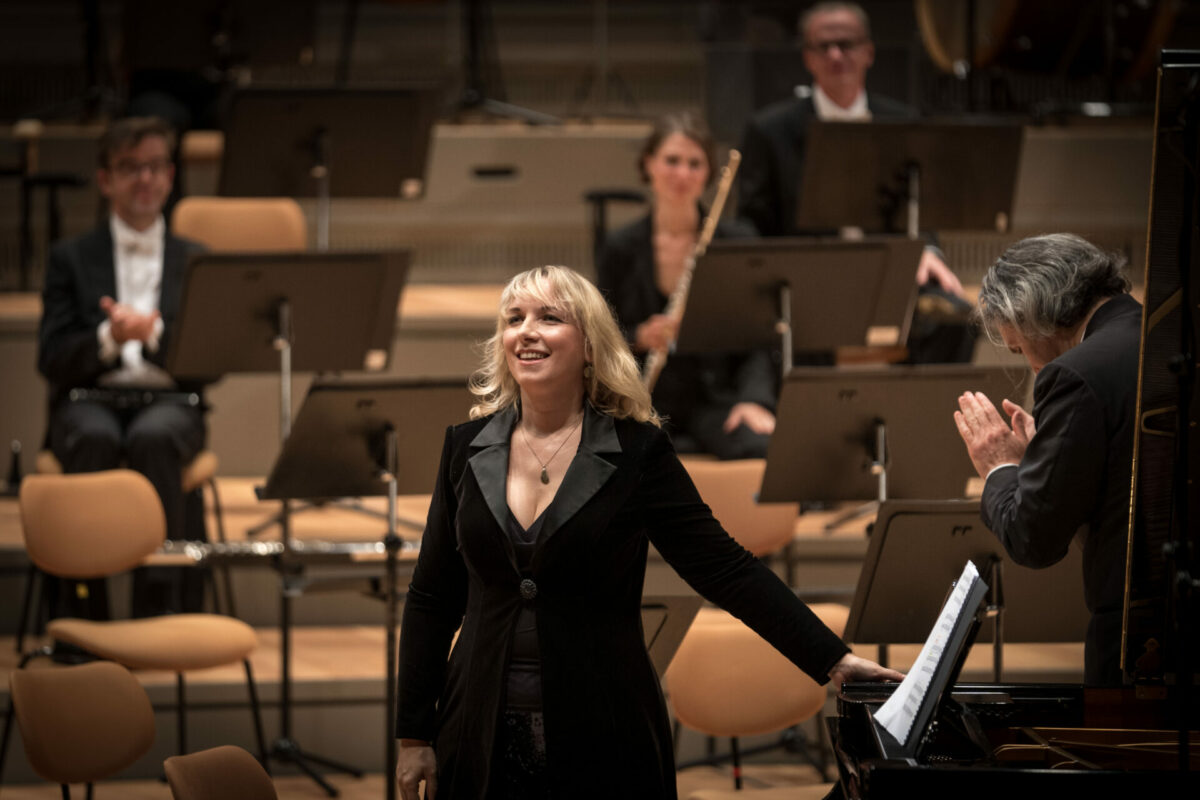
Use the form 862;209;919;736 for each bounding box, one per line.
491;710;550;800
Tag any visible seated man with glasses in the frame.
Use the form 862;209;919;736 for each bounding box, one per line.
737;2;973;364
37;116;207;618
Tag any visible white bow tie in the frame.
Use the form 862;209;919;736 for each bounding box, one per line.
116;230;159;257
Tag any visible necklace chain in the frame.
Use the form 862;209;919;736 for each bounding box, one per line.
520;413;583;484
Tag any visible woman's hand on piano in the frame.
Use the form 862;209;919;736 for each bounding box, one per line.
827;653;905;689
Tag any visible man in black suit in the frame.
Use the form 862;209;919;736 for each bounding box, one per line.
954;234;1141;685
38;117;206;616
737;2;972;362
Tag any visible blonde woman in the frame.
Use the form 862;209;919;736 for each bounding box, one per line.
395;266;899;800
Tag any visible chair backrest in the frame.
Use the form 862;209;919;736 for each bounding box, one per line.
683;459;799;557
10;661;155;785
20;470;165;578
164;745;278;800
666;604;849;738
171;197;307;251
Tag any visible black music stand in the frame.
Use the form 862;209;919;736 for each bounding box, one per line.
261;378;473;800
167;251;409;797
759;365;1026;522
640;592;703;678
797;119;1022;236
674;238;923;378
218;87;440;249
845;500;1090;681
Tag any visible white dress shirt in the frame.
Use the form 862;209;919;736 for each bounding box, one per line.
97;214;173;387
812;85;871;122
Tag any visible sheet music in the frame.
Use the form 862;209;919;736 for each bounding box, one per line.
873;560;981;745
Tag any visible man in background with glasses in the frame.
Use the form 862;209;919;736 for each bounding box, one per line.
737;2;973;364
37;116;207;618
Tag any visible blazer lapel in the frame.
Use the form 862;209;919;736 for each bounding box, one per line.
536;403;621;548
86;226;117;306
468;407;519;572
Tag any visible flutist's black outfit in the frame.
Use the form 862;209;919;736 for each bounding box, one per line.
396;404;849;799
596;214;776;458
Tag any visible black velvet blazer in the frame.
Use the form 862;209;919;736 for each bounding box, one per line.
396;403;848;799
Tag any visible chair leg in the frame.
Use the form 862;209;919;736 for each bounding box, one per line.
59;784;70;800
1;694;17;786
176;673;187;756
207;477;238;618
15;564;38;653
730;736;742;790
243;659;269;770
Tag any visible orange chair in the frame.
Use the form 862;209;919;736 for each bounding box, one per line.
165;744;278;800
171;197;307;252
7;661;156;798
0;470;266;786
667;604;850;794
15;447;233;651
681;459;799;557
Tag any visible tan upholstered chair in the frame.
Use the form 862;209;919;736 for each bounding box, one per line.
667;604;850;794
15;448;234;652
165;744;278;800
171;197;308;251
682;459;799;557
0;470;266;781
8;661;155;797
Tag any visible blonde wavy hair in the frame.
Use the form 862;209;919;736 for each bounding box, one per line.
470;266;661;426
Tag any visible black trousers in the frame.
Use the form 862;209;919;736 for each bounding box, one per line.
47;397;206;618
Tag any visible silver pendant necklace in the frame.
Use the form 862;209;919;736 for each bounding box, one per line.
520;413;583;484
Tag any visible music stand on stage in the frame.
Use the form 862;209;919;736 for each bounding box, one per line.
167;250;409;797
218;87;441;248
641;592;703;678
674;238;923;378
844;500;1090;680
797;119;1022;236
759;365;1025;524
261;378;473;800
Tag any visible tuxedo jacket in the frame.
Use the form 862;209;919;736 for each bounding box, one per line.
736;94;917;237
37;224;206;411
982;293;1143;685
395;404;848;799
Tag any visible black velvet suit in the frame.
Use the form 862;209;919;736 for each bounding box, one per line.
737;94;917;238
981;293;1143;685
596;214;777;458
395;404;849;799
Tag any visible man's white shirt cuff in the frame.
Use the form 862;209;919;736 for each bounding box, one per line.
97;320;120;363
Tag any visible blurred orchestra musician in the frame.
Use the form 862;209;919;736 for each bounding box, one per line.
37;116;207;617
596;113;776;459
954;233;1142;685
737;1;974;364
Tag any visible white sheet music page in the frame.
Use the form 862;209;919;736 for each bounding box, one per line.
873;560;981;745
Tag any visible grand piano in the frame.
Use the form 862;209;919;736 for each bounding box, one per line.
827;50;1200;796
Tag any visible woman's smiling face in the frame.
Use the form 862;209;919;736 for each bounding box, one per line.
502;293;588;394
